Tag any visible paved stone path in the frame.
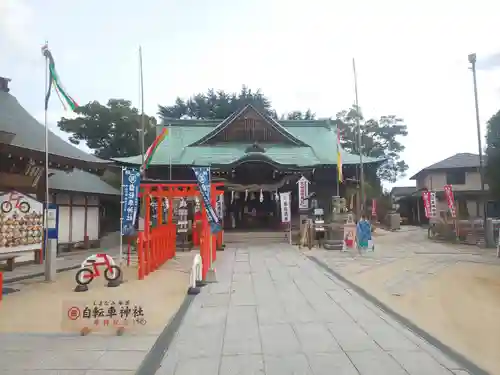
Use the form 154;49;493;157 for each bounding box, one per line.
0;332;158;374
156;244;465;375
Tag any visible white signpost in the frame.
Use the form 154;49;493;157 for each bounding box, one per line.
296;176;310;210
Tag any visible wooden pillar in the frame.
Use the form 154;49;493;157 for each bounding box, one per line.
68;195;73;249
201;204;209;280
210;188;217;262
144;190;151;275
416;198;421;225
83;196;89;248
157;194;163;264
97;197;101;242
168;194;174;258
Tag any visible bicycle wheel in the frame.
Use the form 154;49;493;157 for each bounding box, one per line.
104;265;121;281
19;201;30;213
75;268;94;285
0;201;12;214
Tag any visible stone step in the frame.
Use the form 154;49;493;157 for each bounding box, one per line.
224;231;290;243
323;240;344;251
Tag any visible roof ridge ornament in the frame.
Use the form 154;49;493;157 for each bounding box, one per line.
245;142;265;153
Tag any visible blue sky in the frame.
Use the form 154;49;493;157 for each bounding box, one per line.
2;0;500;188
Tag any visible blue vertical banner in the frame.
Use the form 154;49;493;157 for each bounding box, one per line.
121;168;141;236
192;167;221;234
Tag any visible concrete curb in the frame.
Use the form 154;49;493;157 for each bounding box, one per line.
4;265;80;284
135;293;195;375
307;255;490;375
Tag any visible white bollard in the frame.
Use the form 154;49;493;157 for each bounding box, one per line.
188;254;202;295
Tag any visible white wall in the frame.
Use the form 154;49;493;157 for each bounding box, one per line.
417;170;488;192
58;206;70;243
54;193;100;244
71;207;85;242
87;207;99;241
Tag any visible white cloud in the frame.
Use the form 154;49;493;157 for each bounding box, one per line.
3;0;500;191
0;0;36;54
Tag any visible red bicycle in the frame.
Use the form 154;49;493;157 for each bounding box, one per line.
75;254;121;286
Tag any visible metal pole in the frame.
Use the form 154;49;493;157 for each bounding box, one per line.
119;167;124;266
43;42;55;281
169;122;172;180
139;46;145;166
469;53;488;246
332;120;340;197
353;58;365;216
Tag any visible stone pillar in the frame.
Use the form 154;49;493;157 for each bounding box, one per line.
486;218;495;248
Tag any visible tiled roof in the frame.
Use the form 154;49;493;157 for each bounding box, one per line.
390;186;417;197
0;91;108;165
112;117;384;167
49;169;120;196
410;153;484;179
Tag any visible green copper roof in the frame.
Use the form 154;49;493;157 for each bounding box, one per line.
113;116;384;167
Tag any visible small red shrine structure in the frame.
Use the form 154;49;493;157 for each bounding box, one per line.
136;180;224;281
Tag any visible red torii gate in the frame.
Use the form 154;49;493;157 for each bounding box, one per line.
137;180;224;281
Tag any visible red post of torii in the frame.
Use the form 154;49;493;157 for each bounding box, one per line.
138;180;223;281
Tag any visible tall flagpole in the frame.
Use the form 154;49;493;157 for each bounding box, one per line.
43;41;53;281
169;122;172;180
139;46;145;166
353;58;365;216
335;123;340;197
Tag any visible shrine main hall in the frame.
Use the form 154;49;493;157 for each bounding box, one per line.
114;105;382;230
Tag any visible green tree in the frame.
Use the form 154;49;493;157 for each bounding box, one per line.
336;105;409;183
158;86;277;120
486;109;500;199
57;99;157;159
281;110;316;120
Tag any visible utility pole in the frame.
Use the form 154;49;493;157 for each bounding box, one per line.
353;58;365;216
139;46;145;166
468;53;489;246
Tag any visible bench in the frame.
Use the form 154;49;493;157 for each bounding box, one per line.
0;246;41;271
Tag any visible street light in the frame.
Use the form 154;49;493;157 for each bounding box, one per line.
468;53;488;245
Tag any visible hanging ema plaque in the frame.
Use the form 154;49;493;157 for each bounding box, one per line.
0;191;44;253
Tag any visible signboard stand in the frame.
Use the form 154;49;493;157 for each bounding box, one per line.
342;214;356;252
296;176;310;210
280;192;292;244
192;167;221;284
120;168;141;271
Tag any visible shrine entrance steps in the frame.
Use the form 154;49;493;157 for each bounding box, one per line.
224;230;290;244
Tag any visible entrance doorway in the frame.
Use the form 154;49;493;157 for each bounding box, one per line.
224;190;281;231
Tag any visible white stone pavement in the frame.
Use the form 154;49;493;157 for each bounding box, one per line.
0;332;158;374
157;244;467;375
